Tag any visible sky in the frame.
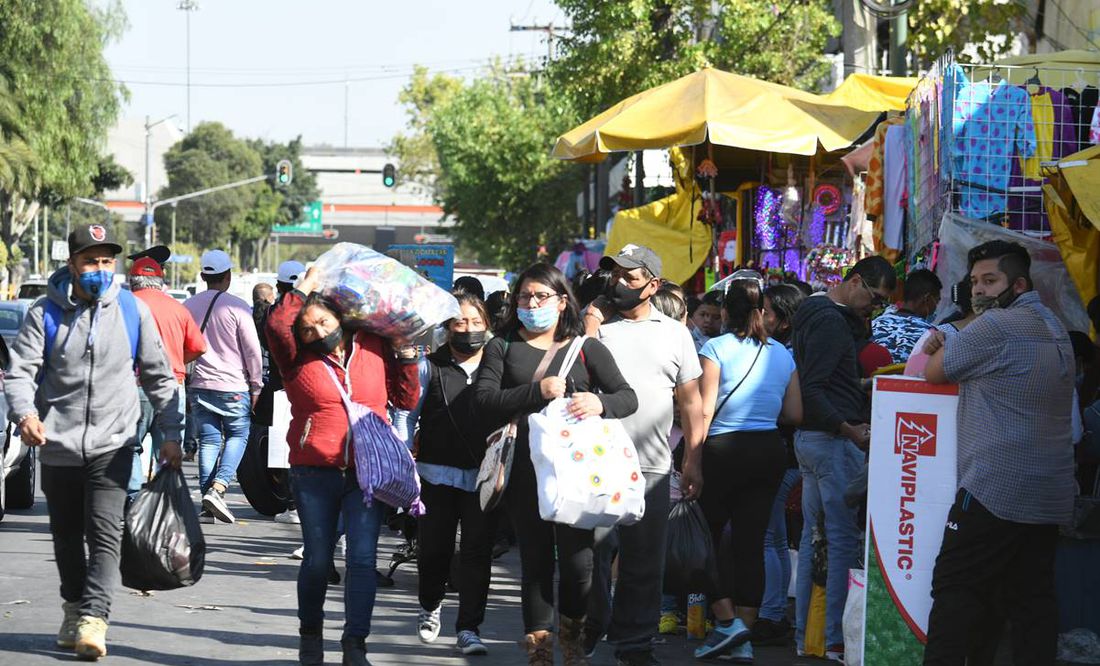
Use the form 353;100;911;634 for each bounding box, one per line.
103;0;566;149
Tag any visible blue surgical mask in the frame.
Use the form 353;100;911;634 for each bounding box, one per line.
78;270;114;300
517;304;559;333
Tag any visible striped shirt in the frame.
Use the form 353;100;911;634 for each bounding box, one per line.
943;291;1076;525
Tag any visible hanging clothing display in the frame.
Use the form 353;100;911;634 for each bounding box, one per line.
864;117;904;217
883;124;907;251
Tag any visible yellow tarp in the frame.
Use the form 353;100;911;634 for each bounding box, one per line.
1044;144;1100;310
819;73;919;112
977;50;1100;88
552;67;881;162
607;188;713;285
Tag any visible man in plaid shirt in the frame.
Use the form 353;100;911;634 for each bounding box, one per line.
923;240;1076;665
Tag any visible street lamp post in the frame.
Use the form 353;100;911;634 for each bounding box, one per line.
144;114;178;250
177;0;200;133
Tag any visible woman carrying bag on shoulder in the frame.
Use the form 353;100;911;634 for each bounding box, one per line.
473;263;638;666
414;292;497;655
265;266;420;666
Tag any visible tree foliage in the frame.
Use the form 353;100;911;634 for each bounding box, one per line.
387;66;463;197
427;69;581;269
908;0;1025;66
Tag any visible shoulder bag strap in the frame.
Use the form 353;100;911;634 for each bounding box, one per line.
199;291;225;334
499;340;562;430
713;340;765;417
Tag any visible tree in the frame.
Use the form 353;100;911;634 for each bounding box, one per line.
0;0;126;250
156;122;265;254
387;66;463;197
428;68;581;270
548;0;840;120
906;1;1025;66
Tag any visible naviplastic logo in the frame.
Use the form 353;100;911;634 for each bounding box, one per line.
895;412;937;572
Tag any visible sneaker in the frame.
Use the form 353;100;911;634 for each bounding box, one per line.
658;612;680;635
616;648;660;665
201;488;235;523
719;640;754;664
417;605;442;643
274;509;300;524
57;601;80;648
74;615;108;660
198;510;216;524
456;630;488;656
825;644;845;663
749;617;789;646
290;546;305;560
183;450;196;462
582;625;603;659
693;618;750;659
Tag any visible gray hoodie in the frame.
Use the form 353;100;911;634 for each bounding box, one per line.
5;267;184;467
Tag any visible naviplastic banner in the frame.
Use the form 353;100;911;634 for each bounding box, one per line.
861;377;959;664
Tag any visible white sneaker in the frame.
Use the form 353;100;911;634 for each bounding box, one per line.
417;605;442;643
274;509;300;524
337;533;347;557
201;488;235;524
291;546;304;560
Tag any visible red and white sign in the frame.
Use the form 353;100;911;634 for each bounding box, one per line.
866;377;958;644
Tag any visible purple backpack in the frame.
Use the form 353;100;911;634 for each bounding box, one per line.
324;363;424;514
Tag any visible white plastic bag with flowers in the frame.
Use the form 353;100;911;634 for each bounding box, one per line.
527;336;646;529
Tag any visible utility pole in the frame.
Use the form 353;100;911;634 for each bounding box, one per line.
509;22;558;62
177;0;200;132
344;77;350;149
144;114;178;249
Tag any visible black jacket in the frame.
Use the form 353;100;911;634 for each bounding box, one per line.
417;347;491;470
791;295;869;433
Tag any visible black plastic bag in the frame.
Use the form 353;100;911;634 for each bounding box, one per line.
120;467;206;590
664;499;718;595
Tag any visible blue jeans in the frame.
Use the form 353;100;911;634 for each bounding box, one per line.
760;467;801;622
129;387;185;498
292;465;384;639
793;430;863;650
189;388;251;493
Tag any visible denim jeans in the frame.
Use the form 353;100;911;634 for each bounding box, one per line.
793;430;864;650
760;467;801;622
189;388;251;493
292;465;384;639
130;387;185;497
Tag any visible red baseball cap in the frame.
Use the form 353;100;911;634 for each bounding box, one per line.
130;256;164;278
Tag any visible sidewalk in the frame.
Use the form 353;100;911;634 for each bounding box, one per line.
0;463;817;665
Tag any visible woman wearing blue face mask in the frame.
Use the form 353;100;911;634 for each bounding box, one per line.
473;263;638;666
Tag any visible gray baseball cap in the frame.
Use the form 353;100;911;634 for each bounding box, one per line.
600;244;662;278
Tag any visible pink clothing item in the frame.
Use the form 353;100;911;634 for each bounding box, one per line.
183;289;263;395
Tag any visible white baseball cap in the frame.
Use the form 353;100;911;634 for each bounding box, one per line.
200;249;233;275
277;260;306;285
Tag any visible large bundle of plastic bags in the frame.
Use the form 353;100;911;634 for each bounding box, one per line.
313;243;460;340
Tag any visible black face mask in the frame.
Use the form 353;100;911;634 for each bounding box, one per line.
305;327;342;357
607;280;648;311
451;330;488;355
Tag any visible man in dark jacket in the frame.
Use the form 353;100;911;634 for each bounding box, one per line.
790;255;895;661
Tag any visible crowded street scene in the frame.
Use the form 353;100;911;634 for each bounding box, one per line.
2;1;1100;665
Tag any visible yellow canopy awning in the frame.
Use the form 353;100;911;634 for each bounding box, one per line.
1044;144;1100;311
607;189;713;285
819;73;919;112
552;67;881;162
976;50;1100;88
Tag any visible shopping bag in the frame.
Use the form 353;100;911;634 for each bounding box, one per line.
313;242;460;340
347;400;424;515
528;397;646;529
843;568;866;666
120;467;206;591
804;583;828;656
664;499;718;595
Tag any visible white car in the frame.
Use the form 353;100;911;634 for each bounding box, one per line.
0;391;34;521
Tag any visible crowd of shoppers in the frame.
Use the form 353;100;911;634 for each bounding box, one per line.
6;235;1085;666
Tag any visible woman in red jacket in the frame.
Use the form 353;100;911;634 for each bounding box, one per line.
266;266;419;666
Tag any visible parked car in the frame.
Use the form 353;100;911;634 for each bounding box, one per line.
0;361;34;521
0;301;27;351
167;289;190;303
16;279;47;303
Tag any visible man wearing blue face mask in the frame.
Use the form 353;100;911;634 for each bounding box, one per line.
5;225;184;660
871;268;942;364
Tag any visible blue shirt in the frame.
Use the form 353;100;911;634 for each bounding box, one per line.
699;334;796;435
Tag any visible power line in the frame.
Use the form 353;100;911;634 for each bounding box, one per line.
94;65;489;89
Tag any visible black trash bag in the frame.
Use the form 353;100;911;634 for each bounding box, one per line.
120;467;206;590
664;499;718;595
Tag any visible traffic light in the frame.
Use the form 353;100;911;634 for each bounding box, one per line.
276;159;293;186
382;163;396;188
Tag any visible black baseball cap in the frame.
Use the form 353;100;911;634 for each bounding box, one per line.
600;244;663;278
128;244;171;265
68;224;123;257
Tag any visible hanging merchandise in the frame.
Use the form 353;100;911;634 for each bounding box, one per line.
813;184;842;215
804;244;855;286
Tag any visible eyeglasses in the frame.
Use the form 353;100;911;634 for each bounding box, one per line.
516;291;560;306
860;279;889;307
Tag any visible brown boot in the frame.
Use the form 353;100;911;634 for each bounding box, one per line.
559;615;590;666
523;630;554;666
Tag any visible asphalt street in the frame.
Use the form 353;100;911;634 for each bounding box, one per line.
0;461;831;665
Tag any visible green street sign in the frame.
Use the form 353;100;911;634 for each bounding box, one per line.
273;200;322;235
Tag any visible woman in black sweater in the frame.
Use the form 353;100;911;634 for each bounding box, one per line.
473;263;637;666
415;292;497;655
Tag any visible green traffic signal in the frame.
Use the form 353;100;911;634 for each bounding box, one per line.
276;159;293;186
382;163;396;188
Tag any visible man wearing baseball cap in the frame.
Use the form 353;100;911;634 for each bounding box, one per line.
129;255;206;498
583;244;706;666
5;225;184;659
183;249;263;524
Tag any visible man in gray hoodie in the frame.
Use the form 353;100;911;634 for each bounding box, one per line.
5;224;184;661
